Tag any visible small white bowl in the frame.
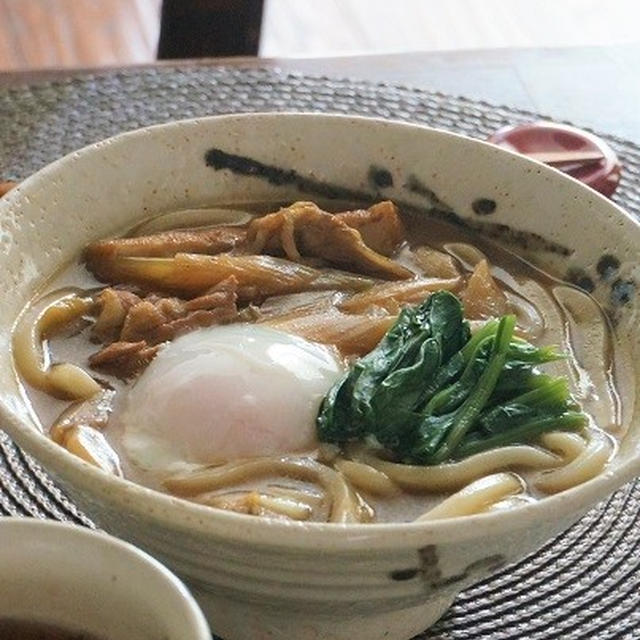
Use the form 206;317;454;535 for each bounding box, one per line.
0;113;638;640
0;517;211;640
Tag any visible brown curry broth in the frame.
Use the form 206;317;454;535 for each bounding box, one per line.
19;202;630;522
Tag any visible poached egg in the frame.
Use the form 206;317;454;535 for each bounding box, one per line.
120;325;344;472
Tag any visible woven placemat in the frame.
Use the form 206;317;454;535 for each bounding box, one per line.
1;67;639;640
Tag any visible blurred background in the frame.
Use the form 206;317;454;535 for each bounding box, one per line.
0;0;638;70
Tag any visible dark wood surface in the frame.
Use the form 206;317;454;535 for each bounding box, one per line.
1;45;639;143
157;0;263;59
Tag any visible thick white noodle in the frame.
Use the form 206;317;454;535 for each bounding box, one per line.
333;458;400;496
415;473;523;520
535;429;613;494
12;291;100;400
504;290;544;340
266;485;324;510
540;431;587;463
349;445;560;492
553;285;620;431
197;491;313;520
486;494;537;513
164;456;365;523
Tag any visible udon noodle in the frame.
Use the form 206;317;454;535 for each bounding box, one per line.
12;200;633;523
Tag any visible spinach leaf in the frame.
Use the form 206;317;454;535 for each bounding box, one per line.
424;337;493;416
316;372;358;442
479;377;571;434
316;290;586;467
371;338;442;425
317;290;467;443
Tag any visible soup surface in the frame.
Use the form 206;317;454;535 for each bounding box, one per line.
12;200;635;523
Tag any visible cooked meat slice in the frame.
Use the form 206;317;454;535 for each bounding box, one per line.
84;226;246;276
153;308;238;343
84;201;403;268
89;340;150;365
122;286;238;345
183;276;238;311
92;278;239;346
119;301;168;343
86;253;375;299
245;201;411;280
339;277;462;314
335;201;405;256
84;201;408;283
460;259;509;320
183;289;236;311
149;295;186;318
89;278;239;377
92;289;142;343
89;340;162;379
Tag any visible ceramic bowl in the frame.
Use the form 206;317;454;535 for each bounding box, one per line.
0;114;638;640
0;517;211;639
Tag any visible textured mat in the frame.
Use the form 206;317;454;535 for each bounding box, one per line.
1;66;639;639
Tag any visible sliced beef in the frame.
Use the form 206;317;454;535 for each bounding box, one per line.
92;288;142;343
89;340;162;379
245;201;410;280
334;201;405;257
89;277;239;378
84;201;409;285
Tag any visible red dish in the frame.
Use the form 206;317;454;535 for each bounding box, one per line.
488;121;621;197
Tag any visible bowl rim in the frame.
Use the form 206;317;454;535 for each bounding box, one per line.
0;516;211;637
1;111;639;550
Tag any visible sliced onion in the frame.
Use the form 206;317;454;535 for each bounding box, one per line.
131;207;253;236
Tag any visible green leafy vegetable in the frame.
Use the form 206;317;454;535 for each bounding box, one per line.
316;290;587;465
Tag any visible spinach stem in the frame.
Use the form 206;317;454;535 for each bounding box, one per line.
461;319;498;361
453;412;587;458
430;314;516;463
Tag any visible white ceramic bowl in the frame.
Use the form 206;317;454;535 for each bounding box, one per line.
0;114;638;640
0;517;211;639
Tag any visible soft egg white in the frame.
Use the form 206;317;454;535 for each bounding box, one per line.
120;325;345;472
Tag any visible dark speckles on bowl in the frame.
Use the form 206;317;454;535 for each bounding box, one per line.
204;147;373;202
597;254;621;281
472;198;497;216
566;267;596;293
403;174;453;212
389;569;419;581
611;278;635;306
368;166;394;189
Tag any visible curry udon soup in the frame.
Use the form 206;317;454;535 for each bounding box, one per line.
12;200;634;523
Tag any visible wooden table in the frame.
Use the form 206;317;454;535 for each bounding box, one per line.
2;44;639;142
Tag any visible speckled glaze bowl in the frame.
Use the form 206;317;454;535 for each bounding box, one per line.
0;114;638;640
